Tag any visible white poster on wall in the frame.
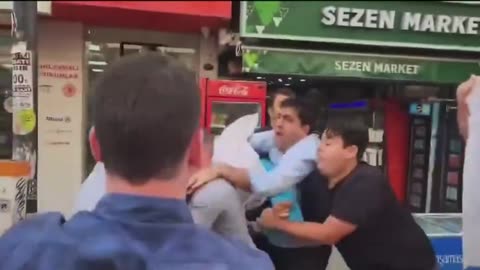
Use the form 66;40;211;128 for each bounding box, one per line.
37;21;84;217
11;43;33;111
11;42;37;163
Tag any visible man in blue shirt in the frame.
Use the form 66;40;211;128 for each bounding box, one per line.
188;98;331;270
0;54;273;270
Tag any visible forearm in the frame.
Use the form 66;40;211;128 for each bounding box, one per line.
217;165;253;192
274;220;333;245
249;130;275;153
457;102;469;141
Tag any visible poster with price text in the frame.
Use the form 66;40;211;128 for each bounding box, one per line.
11;42;35;137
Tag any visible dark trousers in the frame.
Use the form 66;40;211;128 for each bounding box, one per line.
254;234;331;270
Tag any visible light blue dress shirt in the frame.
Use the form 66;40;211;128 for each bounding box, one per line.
248;130;320;248
248;130;320;197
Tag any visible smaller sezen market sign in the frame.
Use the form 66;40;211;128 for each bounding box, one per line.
240;1;480;51
242;46;480;84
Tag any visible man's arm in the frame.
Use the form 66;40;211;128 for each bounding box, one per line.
218;134;319;196
457;76;474;141
261;212;356;245
260;169;387;245
248;130;275;153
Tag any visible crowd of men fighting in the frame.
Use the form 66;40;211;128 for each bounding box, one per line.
0;54;478;270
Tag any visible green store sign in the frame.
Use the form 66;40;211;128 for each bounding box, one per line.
240;1;480;51
242;47;480;84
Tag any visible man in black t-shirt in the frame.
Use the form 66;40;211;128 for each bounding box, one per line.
259;114;437;270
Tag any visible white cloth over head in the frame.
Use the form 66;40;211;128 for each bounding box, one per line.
212;113;267;210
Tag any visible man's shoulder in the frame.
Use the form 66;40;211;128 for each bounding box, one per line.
0;212;273;270
350;163;385;183
190;179;237;206
335;164;386;196
0;212;68;268
1;212;66;242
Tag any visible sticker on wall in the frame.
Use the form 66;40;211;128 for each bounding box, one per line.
13;109;36;135
62;83;76;98
11;43;34;111
3;97;13;113
0;199;11;213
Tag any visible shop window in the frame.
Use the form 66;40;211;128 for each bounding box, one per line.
85;40;197;174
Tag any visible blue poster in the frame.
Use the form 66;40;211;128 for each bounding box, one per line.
430;236;463;270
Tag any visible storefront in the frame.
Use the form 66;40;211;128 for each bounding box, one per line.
37;1;231;217
0;1;233;220
237;2;479;268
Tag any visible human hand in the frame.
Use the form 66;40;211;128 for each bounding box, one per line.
259;208;280;229
187;167;220;195
272;202;292;219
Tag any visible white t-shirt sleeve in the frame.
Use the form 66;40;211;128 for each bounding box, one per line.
73;162;107;213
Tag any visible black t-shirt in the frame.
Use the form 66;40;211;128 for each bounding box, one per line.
331;163;436;270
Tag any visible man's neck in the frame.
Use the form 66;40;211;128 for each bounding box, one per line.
280;135;307;154
106;173;187;200
328;160;359;189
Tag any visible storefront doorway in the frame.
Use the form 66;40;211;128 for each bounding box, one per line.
84;26;201;176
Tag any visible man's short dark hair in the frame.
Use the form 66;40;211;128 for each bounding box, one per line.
324;113;368;160
269;88;296;107
279;97;316;132
93;53;200;183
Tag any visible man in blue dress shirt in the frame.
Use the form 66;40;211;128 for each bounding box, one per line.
188;97;331;270
0;54;273;270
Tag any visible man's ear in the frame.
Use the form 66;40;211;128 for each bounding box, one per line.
268;107;274;119
187;128;203;169
346;145;359;160
89;127;102;162
302;124;311;135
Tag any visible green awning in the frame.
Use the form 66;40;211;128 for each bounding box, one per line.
242;46;480;84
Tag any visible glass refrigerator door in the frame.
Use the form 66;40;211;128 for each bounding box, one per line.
440;107;464;212
406;116;432;213
208;99;262;135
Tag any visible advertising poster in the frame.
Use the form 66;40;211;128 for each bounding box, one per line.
37;21;84;216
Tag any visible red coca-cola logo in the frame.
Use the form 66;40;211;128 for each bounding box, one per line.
218;85;249;97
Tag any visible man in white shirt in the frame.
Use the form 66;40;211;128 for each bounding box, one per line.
188;131;255;246
73;127;255;246
73;127;104;212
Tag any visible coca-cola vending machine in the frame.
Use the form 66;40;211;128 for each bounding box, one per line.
203;79;267;135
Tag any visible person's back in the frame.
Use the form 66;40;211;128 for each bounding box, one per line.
1;195;266;270
0;54;273;270
189;179;254;247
